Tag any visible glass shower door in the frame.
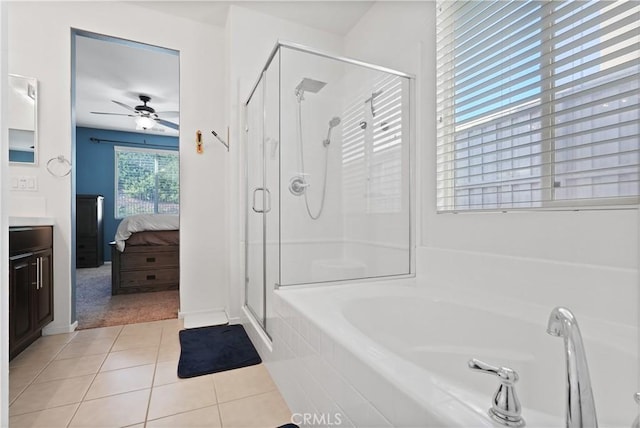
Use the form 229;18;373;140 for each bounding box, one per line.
246;75;265;327
245;53;280;334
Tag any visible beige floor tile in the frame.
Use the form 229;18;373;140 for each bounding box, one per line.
9;344;61;369
8;403;79;428
153;360;180;386
10;364;44;386
29;332;77;348
72;325;123;342
69;388;150;427
85;363;155;400
157;342;181;362
34;354;106;383
56;337;115;360
147;376;217;420
9;378;31;405
160;328;181;346
121;321;165;337
146;405;221;427
218;390;291;428
101;346;158;372
213;364;277;403
112;331;162;351
9;374;94;416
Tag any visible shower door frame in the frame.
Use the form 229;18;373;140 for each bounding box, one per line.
243;41;417;336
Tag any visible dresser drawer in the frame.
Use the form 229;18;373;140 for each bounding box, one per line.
77;250;98;268
76;238;96;252
119;268;179;288
120;249;179;270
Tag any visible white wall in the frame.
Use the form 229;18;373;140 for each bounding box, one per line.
7;1;228;332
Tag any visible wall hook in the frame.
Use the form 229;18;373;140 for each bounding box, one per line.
212;129;229;151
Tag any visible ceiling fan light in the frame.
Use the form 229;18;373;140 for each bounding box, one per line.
135;116;155;130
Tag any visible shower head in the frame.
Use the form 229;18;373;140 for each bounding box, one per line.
323;116;342;147
295;78;327;101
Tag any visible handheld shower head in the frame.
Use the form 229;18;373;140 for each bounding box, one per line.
323;116;342;147
328;116;341;128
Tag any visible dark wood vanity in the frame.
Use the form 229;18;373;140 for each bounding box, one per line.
9;226;54;359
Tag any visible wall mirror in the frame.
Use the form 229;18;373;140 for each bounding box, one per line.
8;74;38;164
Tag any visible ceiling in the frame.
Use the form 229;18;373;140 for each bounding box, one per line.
75;35;180;136
130;1;375;36
75;1;374;136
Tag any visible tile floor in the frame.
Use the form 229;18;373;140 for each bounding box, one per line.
9;319;293;428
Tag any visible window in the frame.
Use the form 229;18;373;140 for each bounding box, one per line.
115;146;179;218
342;74;408;213
436;0;639;211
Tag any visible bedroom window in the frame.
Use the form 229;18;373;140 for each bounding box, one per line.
115;146;179;218
436;0;640;211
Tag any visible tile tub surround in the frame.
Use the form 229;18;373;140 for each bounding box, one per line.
245;275;637;428
9;319;292;428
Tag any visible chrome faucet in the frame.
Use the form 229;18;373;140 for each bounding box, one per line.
547;307;598;428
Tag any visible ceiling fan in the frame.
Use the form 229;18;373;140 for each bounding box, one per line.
90;95;179;131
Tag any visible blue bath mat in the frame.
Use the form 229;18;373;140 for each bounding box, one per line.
177;324;261;378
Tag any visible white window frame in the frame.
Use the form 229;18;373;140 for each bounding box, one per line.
436;0;640;213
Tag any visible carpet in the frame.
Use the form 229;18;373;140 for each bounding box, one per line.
177;324;261;378
76;264;180;330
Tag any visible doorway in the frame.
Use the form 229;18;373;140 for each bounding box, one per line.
71;30;180;329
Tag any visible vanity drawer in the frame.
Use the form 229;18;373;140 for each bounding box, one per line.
9;227;53;255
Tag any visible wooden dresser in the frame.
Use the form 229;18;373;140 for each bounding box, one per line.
111;242;179;294
76;194;104;268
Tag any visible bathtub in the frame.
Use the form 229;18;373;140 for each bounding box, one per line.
267;279;637;427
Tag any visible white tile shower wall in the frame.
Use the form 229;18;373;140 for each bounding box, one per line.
417;246;638;329
244;293;440;428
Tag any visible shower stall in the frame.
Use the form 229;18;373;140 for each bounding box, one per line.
244;42;414;332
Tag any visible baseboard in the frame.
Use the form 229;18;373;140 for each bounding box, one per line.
180;308;229;329
42;320;78;336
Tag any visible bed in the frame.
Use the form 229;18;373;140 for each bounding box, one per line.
110;214;179;295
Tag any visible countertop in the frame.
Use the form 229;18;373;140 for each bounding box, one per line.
9;217;55;227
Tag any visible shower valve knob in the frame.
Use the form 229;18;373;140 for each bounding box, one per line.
289;176;309;196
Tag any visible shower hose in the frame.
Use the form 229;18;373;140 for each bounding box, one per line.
297;99;329;220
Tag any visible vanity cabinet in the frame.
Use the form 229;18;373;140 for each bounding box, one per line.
9;226;54;359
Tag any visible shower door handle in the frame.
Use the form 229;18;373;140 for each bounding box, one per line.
252;187;271;213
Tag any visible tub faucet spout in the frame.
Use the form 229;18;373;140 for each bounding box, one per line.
546;307;598;428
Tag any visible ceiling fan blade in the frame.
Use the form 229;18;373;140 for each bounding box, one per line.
90;111;135;117
155;118;179;130
155;111;179;117
112;100;137;113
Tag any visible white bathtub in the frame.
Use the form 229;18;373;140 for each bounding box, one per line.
269;279;637;427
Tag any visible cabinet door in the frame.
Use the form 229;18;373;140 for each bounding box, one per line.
9;254;34;347
34;249;54;328
77;198;97;238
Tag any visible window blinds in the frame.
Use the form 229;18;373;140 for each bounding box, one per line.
342;74;406;213
436;0;640;211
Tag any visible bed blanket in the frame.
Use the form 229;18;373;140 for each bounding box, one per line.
114;214;179;251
